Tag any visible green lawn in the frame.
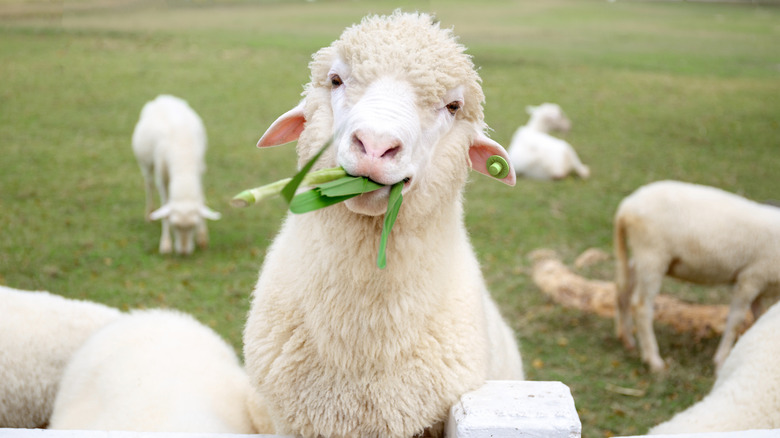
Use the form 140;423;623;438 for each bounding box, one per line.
1;1;778;436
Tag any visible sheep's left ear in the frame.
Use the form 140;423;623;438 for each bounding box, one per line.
257;100;306;148
468;131;516;186
200;206;221;221
149;204;172;221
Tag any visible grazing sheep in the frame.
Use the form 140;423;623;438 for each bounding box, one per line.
507;103;590;180
243;11;524;438
0;285;121;428
132;94;221;255
614;180;780;372
649;300;780;434
49;309;258;434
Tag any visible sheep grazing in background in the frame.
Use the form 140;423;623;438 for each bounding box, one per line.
0;285;121;428
49;309;262;434
507;103;590;180
244;11;524;438
649;299;780;434
132;94;221;255
614;180;780;372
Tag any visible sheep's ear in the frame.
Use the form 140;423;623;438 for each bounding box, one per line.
468;132;516;186
200;205;222;221
525;105;537;115
149;204;172;221
257;100;306;148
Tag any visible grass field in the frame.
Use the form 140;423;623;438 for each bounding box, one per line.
1;1;779;436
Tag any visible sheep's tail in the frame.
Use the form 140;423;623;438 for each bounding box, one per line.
614;212;630;294
613;207;635;348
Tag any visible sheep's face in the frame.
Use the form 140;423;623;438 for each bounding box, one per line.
324;58;467;216
256;11;515;218
169;205;201;255
528;103;571;133
149;201;221;255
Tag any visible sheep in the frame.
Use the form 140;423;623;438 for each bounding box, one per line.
49;309;260;434
243;11;524;438
507;103;590;180
131;94;221;255
648;299;780;434
614;180;780;372
0;285;121;428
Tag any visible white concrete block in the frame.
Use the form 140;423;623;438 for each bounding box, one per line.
446;380;581;438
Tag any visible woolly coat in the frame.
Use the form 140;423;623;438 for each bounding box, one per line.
243;11;524;438
614;180;780;371
649;300;780;433
0;286;121;428
49;309;257;434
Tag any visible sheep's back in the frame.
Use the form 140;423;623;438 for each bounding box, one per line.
0;286;121;428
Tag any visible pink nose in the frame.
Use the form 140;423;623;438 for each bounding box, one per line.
352;130;402;160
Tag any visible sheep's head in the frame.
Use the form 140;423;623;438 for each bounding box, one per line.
257;11;514;217
149;201;221;255
526;103;572;133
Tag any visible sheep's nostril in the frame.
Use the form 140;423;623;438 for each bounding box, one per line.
352;133;366;154
381;145;401;159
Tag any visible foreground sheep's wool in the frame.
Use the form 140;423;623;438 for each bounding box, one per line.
132;94;221;255
49;309;259;434
614;180;780;372
649;300;780;433
0;286;121;428
244;11;524;438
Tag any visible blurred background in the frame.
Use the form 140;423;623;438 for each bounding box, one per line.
1;0;778;436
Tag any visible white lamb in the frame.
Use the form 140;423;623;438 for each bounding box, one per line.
132;94;221;255
0;285;121;428
243;11;524;438
614;180;780;372
49;309;260;434
507;103;590;180
649;299;780;433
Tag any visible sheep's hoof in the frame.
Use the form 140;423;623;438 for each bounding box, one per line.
648;357;668;373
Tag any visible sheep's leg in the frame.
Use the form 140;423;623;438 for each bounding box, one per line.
714;279;762;370
155;169;172;254
138;164;156;220
632;259;666;372
159;219;173;254
196;220;209;249
615;259;636;350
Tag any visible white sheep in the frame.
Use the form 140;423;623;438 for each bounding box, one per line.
243;11;524;438
0;285;121;428
507;103;590;180
649;299;780;433
49;309;260;434
131;94;221;255
614;180;780;372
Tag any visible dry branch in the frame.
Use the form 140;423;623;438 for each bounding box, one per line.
529;249;753;339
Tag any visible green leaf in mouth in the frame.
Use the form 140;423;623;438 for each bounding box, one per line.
377;181;404;269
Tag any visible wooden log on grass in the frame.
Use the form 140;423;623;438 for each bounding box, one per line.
529;249;753;340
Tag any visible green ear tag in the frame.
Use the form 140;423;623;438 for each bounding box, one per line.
486;155;510;179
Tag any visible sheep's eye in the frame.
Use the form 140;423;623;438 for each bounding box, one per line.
446;101;461;115
330;75;343;88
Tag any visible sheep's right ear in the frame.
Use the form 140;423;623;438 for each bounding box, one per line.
525;105;537;115
149;204;172;221
257;100;306;148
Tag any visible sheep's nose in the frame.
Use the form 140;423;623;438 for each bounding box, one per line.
352;130;402;160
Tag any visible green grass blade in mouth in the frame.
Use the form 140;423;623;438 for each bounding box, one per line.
289;189;358;214
317;176;384;197
377;181;404;269
280;137;333;203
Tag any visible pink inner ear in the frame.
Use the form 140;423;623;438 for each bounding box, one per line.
257;103;306;148
469;133;516;186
